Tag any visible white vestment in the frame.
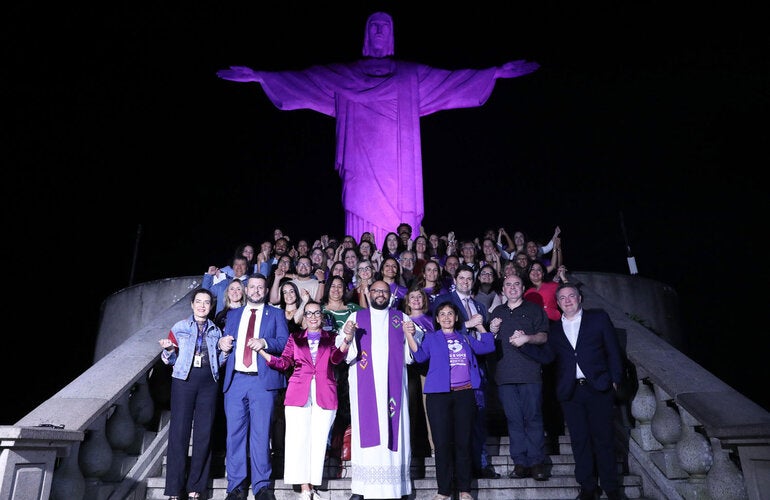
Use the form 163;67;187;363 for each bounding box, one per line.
342;307;414;498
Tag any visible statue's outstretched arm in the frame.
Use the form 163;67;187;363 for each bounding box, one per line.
495;59;540;79
216;65;263;83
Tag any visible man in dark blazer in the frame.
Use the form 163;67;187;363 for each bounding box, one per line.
433;264;500;479
432;265;488;333
217;274;289;500
548;283;624;500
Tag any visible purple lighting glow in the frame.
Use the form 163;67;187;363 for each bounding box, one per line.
217;11;538;245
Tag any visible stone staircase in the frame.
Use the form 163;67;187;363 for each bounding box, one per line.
145;420;645;500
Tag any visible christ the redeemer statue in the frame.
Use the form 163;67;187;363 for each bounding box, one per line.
217;12;539;245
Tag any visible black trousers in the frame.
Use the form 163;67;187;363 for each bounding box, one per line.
165;366;218;496
561;383;619;493
426;389;476;495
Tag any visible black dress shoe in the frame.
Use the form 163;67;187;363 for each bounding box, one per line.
576;487;601;500
531;463;548;481
254;487;276;500
349;494;364;500
508;464;530;478
224;488;246;500
474;464;501;479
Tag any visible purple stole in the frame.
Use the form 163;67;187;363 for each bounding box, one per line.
354;308;405;451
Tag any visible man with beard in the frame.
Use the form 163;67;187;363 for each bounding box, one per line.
290;255;326;302
340;280;419;500
259;237;290;277
218;274;289;500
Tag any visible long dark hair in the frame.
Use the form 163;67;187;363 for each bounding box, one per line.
278;280;301;310
380;231;405;260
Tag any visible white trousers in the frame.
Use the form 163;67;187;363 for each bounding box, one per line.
282;378;337;486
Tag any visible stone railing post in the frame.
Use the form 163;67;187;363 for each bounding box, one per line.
128;374;155;455
78;412;112;500
675;406;712;499
630;380;662;451
706;438;748;500
105;392;136;482
650;384;687;479
50;442;86;500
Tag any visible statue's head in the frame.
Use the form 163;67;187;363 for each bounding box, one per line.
363;12;394;58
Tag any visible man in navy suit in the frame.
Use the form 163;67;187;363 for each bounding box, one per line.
549;283;623;500
217;274;289;500
433;264;500;479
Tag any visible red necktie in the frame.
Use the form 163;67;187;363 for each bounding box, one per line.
243;308;257;367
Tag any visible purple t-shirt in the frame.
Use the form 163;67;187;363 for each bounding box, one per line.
444;332;471;388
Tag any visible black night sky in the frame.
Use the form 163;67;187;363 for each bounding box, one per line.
4;2;768;423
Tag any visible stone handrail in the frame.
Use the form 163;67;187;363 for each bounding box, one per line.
1;277;201;500
574;275;770;500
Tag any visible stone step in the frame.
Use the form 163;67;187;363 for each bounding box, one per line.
150;450;642;500
148;432;644;500
162;448;628;481
146;474;644;499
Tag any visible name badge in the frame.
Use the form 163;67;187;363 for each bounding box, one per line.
194;354;202;368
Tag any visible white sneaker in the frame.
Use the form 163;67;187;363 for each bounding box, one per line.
312;490;329;500
299;490;313;500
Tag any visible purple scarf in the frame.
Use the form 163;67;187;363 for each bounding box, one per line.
354;309;405;451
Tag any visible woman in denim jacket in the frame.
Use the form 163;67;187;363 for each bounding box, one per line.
159;288;230;500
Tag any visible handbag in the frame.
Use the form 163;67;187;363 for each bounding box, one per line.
341;424;352;461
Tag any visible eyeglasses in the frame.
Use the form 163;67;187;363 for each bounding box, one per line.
357;266;372;272
369;288;390;295
297;262;311;268
399;257;414;262
479;271;494;277
304;310;323;317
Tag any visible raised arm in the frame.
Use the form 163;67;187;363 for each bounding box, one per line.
268;268;285;305
546;236;562;274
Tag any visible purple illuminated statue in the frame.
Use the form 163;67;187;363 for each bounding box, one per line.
217;12;539;245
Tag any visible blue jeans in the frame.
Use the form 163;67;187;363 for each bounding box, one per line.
497;382;546;467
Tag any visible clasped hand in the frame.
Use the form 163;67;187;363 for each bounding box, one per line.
218;335;235;352
509;330;529;347
247;338;267;351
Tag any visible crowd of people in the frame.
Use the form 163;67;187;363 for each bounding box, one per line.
159;223;625;500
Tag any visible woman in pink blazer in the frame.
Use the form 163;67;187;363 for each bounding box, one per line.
258;300;348;500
